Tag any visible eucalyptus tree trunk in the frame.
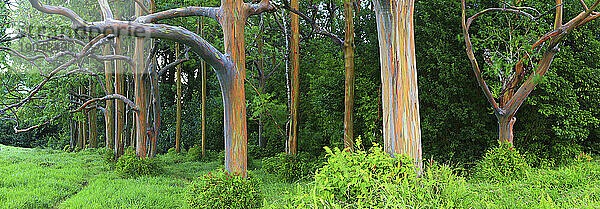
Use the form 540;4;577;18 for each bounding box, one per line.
176;43;182;153
343;0;355;150
103;44;114;149
134;3;149;157
89;79;97;148
373;0;422;172
287;0;300;155
115;37;125;156
198;17;207;158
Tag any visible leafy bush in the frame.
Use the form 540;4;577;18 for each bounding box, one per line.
312;143;416;207
167;147;177;154
574;152;593;163
187;169;263;209
115;147;159;177
187;145;203;161
99;147;116;164
473;143;529;181
262;152;320;182
63;144;73;152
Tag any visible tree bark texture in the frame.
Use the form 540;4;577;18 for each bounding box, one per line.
373;0;422;171
134;2;149;157
115;37;125;157
176;43;182;153
104;44;114;149
287;0;300;155
343;0;355;150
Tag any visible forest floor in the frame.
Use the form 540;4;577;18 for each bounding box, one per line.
0;144;599;208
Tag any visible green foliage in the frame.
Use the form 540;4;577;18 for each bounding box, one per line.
186;169;263;209
574;152;593;164
98;147;116;164
115;147;159;177
63;144;73;152
473;144;530;181
311;143;416;207
262;152;321;182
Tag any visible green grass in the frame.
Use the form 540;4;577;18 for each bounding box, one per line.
1;144;599;208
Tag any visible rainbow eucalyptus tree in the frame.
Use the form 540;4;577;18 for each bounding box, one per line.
7;0;275;176
461;0;600;145
287;0;299;155
373;0;422;171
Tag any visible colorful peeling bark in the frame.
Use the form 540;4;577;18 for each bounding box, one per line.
103;44;115;149
287;0;300;156
114;37;125;157
343;0;355;150
373;0;422;172
134;2;149;158
176;43;182;153
220;0;249;177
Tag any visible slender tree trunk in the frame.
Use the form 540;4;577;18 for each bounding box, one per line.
115;37;125;156
134;3;149;157
104;44;115;149
373;0;422;172
199;17;207;158
176;43;182;153
286;0;299;155
343;0;355;150
257;14;266;149
89;79;97;148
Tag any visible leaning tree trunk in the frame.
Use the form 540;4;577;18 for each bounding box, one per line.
373;0;422;172
343;0;355;150
286;0;300;155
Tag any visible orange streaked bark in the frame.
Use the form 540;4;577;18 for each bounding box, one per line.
114;37;125;157
343;0;355;150
373;0;422;172
134;2;149;157
287;0;299;156
176;43;182;153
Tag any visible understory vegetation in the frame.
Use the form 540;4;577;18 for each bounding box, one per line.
0;144;598;208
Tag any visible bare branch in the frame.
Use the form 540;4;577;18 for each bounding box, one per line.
137;7;221;23
14;114;61;133
71;94;138;113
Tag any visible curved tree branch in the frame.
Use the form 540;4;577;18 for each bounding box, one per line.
71;94;138;113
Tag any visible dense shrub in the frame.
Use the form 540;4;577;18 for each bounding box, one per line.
312;144;415;207
473;143;529;181
262;152;320;182
115;147;159;177
187;169;263;209
98;147;116;164
280;142;468;208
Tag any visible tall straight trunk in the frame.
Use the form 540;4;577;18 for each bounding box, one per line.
198;17;207;158
257;14;266;149
373;0;422;172
104;44;114;149
287;0;299;155
114;37;125;156
89;79;97;148
134;3;149;157
220;0;252;176
343;0;355;150
176;43;182;153
69;113;76;148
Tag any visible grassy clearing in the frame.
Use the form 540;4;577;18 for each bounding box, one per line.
0;144;599;208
